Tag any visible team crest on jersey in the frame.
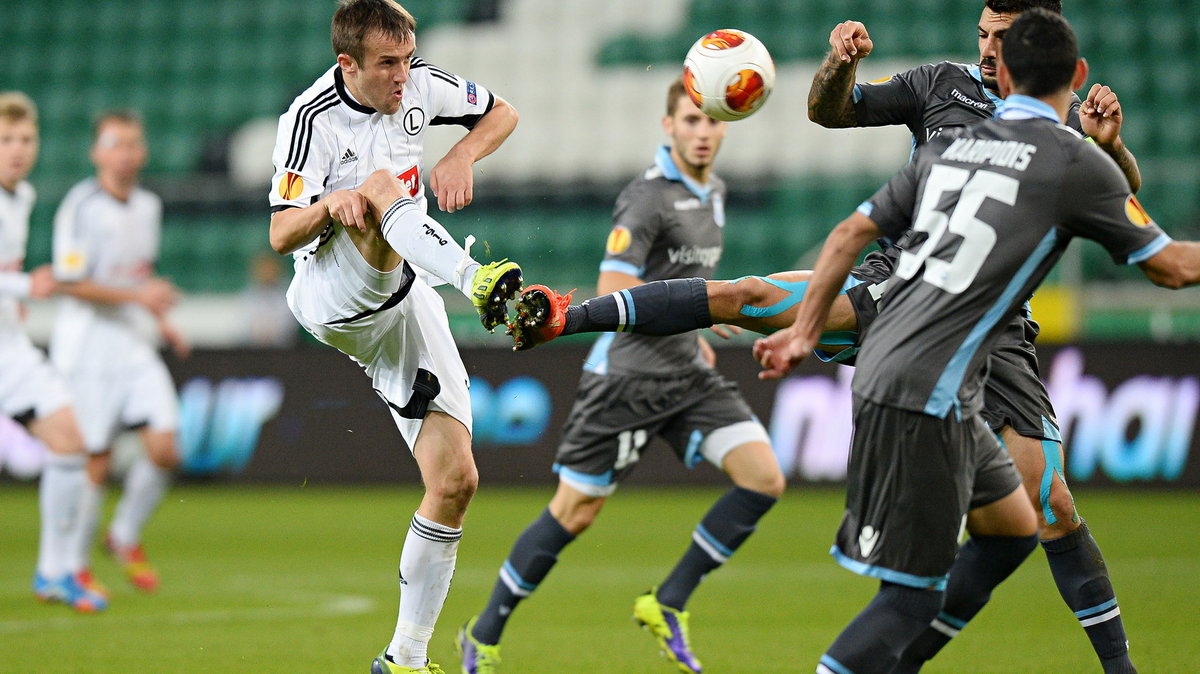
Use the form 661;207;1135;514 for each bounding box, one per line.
606;226;632;254
466;81;478;105
59;250;85;275
403;107;426;135
1124;195;1153;227
278;172;304;200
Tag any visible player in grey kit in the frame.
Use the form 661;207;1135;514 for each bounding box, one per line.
807;2;1142;670
757;10;1200;672
457;79;783;674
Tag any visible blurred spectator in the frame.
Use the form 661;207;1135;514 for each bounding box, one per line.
241;251;298;347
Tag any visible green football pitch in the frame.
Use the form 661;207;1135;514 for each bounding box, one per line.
2;484;1197;673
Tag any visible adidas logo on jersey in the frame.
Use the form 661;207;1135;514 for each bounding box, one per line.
339;148;358;166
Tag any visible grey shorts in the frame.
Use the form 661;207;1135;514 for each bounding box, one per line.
554;368;769;496
832;397;1022;589
980;316;1060;440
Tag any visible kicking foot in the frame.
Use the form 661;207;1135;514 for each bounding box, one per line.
471;261;523;332
507;285;572;351
370;649;446;674
633;590;702;673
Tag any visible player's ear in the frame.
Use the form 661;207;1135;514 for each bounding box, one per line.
1071;57;1089;92
661;114;673;135
337;53;357;74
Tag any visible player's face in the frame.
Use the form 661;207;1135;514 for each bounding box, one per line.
91;120;148;183
664;96;727;179
344;31;415;115
0;118;38;191
977;8;1017;92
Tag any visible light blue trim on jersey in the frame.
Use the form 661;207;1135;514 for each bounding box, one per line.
831;545;949;591
695;524;734;558
819;654;858;674
618;289;636;331
857;201;874;217
1038;416;1066;525
599;259;645;278
1126;233;1172;264
852;83;863;103
967;65;1005;108
995;93;1057;122
501;560;537;591
656;145;712;203
1074;598;1119;619
684;429;704;468
924;228;1060;418
552;463;614;487
582;333;614;374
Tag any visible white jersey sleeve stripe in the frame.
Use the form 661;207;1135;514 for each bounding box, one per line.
285;87;338;171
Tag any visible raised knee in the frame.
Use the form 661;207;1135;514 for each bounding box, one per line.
736;471;785;499
428;469;478;510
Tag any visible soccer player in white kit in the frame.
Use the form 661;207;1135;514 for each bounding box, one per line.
267;2;523;672
51;110;187;597
0;91;104;613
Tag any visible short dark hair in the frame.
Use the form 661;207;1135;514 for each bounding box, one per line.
984;0;1062;14
666;78;689;116
92;109;142;142
1002;7;1078;96
0;91;37;126
332;0;416;65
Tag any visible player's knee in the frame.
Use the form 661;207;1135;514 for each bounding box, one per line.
1041;486;1078;533
734;469;785;499
427;466;478;509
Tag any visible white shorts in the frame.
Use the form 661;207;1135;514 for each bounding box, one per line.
59;342;179;454
0;332;72;422
286;232;472;450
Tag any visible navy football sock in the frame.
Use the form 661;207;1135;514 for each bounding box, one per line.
894;533;1038;671
471;509;575;645
1042;521;1136;673
822;582;943;674
656;487;777;611
563;277;711;336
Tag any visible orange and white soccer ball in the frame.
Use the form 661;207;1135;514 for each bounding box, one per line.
682;29;776;121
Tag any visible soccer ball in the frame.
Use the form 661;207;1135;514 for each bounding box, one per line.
682;29;776;121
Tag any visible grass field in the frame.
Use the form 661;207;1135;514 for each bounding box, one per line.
2;483;1198;673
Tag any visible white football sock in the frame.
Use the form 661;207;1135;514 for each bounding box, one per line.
109;455;171;549
386;513;463;667
67;479;105;574
379;197;480;297
36;452;86;579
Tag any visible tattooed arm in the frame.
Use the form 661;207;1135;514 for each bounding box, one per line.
808;21;873;128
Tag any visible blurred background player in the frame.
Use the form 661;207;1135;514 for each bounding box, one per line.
758;10;1195;671
50;109;186;598
266;1;522;671
807;2;1140;670
457;79;783;674
0;91;104;613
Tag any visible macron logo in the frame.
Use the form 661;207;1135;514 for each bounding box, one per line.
858;525;880;557
339;148;358;166
950;88;990;110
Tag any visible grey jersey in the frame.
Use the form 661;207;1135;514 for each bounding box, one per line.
585;146;725;377
853;61;1083;148
852;96;1170;418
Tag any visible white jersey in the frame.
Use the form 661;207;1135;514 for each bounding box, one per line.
0;181;36;339
268;60;496;258
50;178;162;372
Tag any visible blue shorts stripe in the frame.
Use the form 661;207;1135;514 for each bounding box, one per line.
819;654;857;674
552;463;614;487
1074;597;1119;619
683;429;704;468
830;546;949;591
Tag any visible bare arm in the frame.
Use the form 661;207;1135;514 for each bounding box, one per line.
1138;240;1200;289
269;189;372;255
808;21;873;128
1079;83;1142;192
754;211;881;378
57;277;178;317
596;269;641;296
430;96;520;213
